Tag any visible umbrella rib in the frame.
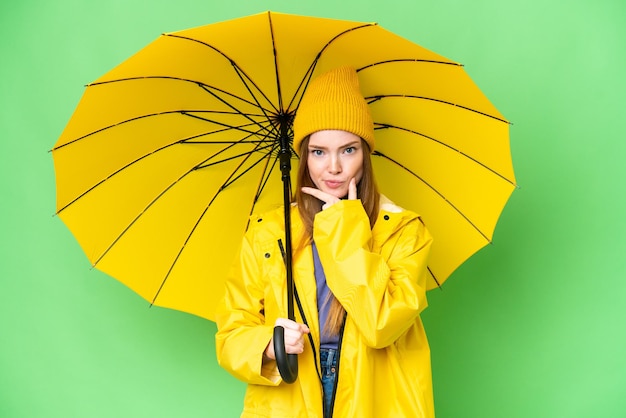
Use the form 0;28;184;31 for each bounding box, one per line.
427;267;442;289
243;146;283;233
56;117;266;215
150;174;234;306
284;22;377;113
267;12;284;112
212;105;285;209
90;129;271;269
222;63;289;136
285;24;463;118
218;142;280;190
53;111;177;151
163;33;280;115
151;137;279;305
286;23;464;118
200;128;278;191
244;138;282;207
316;22;377;60
375;123;516;187
181;109;273;139
372;149;492;243
186;121;277;173
91;172;188;268
257;140;285;198
56;132;196;215
52;108;264;152
285;65;315;115
87;75;281;142
359;58;462;70
196;83;277;140
195;141;276;170
368;94;509;124
88;75;275;114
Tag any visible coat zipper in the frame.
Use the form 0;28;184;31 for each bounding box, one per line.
327;316;346;418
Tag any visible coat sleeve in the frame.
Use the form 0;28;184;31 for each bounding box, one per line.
313;200;432;349
214;232;282;385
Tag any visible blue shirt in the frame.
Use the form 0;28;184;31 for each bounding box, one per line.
312;241;339;349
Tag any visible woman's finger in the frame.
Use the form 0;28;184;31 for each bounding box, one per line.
302;187;339;210
266;319;310;359
348;178;357;200
275;318;309;333
301;187;338;206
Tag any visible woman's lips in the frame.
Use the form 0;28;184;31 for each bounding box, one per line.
324;180;343;189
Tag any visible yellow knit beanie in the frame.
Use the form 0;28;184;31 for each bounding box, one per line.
293;66;375;154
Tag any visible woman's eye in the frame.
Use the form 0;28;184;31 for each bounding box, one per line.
344;147;355;154
311;149;323;156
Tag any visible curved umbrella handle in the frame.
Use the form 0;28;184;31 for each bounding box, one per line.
273;325;298;384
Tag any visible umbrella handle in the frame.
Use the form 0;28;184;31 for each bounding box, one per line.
273;325;298;384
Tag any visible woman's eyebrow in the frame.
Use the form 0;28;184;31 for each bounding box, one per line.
308;141;360;150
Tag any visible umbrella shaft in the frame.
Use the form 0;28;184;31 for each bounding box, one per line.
278;129;295;320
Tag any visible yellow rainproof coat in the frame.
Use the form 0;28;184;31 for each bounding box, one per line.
216;197;434;417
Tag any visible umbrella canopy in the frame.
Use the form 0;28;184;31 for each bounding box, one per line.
52;11;516;321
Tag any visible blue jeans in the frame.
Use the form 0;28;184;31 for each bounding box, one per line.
320;348;338;418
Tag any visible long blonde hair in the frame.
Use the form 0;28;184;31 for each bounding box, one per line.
295;136;380;336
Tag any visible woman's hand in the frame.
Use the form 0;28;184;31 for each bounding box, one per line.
301;178;357;210
264;318;310;360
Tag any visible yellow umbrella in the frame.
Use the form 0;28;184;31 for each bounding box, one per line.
52;11;516;322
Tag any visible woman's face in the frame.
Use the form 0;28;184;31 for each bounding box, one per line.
306;130;364;199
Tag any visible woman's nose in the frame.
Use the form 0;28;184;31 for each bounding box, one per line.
328;155;341;173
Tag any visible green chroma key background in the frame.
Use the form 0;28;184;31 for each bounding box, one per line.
1;0;624;416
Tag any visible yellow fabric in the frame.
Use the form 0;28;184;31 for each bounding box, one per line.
215;199;434;417
293;66;375;154
52;12;516;322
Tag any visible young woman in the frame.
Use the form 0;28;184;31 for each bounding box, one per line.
216;67;434;417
